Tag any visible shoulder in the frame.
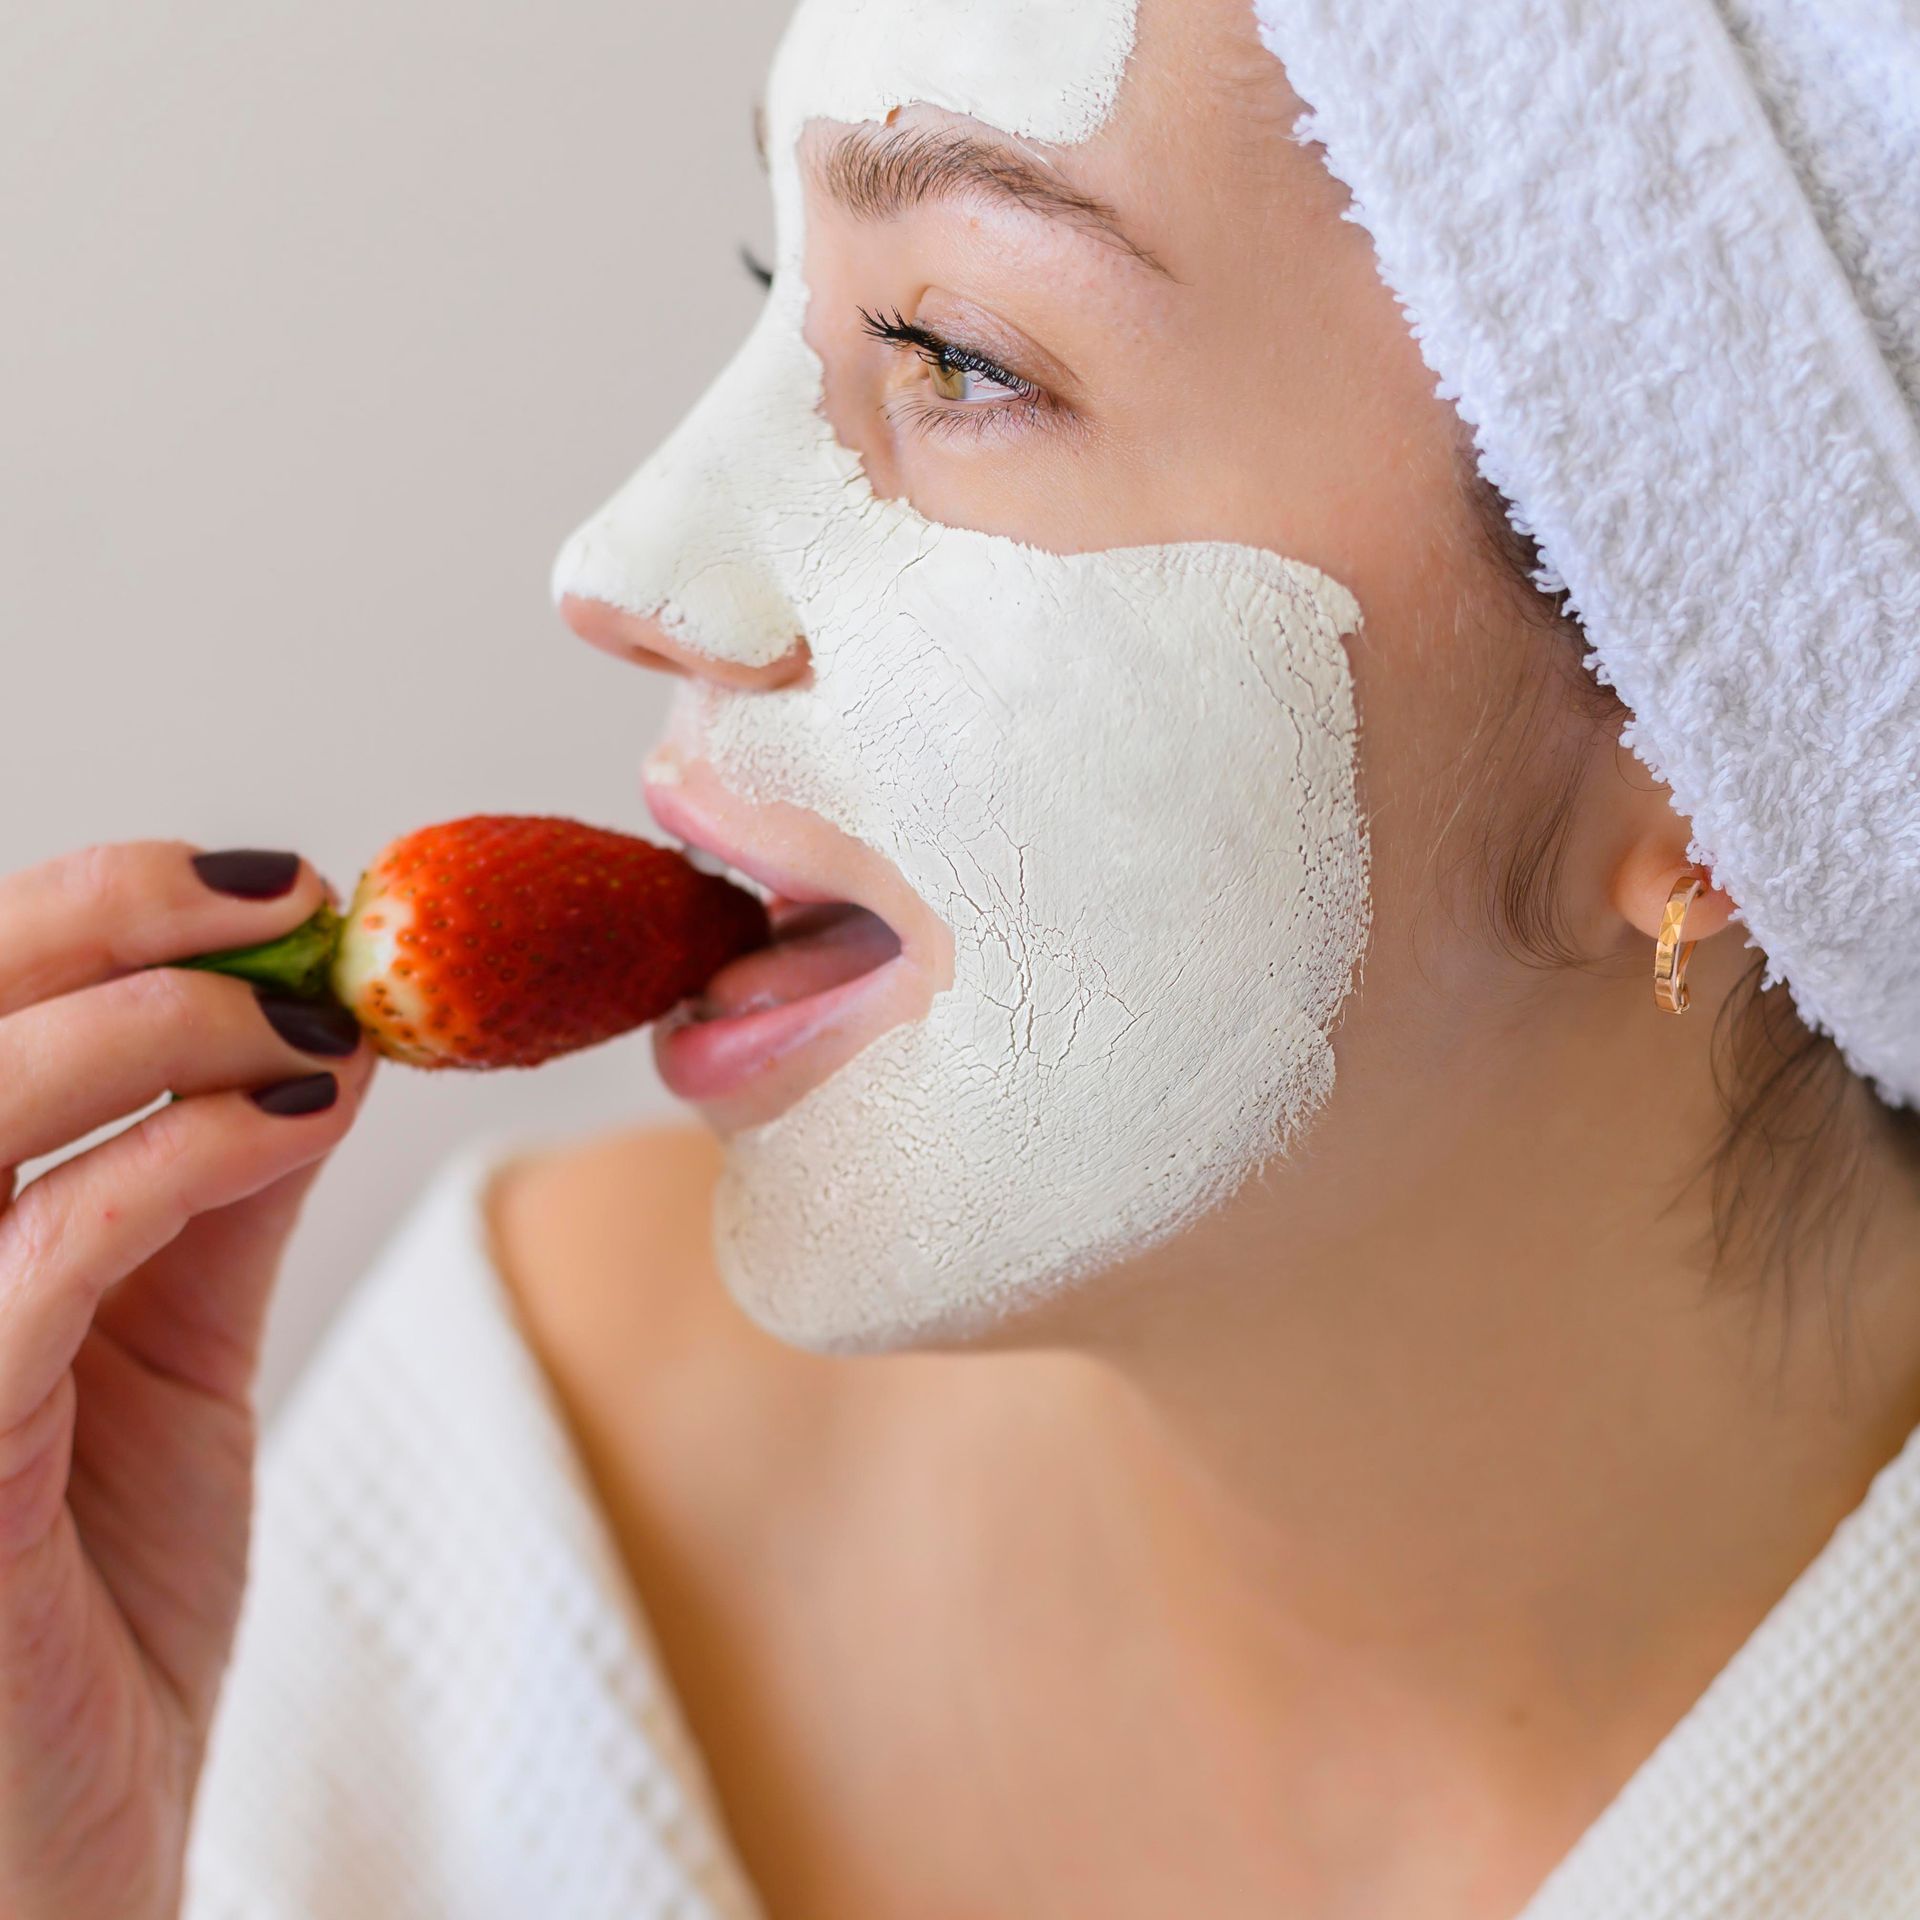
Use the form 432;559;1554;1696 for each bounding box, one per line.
484;1118;778;1403
482;1118;860;1552
494;1114;723;1206
190;1124;763;1917
490;1114;707;1266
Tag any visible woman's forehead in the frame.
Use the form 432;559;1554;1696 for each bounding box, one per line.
765;0;1141;152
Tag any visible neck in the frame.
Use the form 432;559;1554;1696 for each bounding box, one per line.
1023;975;1920;1851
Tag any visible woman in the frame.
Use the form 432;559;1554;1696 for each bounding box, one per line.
4;0;1918;1913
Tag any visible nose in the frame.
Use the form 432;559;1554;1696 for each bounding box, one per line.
559;594;812;691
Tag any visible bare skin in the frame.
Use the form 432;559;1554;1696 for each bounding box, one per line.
507;0;1920;1916
5;0;1916;1914
492;1099;1920;1920
0;845;377;1920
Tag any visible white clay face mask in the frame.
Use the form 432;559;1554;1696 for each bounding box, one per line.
551;0;1371;1352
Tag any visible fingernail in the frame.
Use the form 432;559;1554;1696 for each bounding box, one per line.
192;849;301;899
249;1072;339;1116
255;992;362;1058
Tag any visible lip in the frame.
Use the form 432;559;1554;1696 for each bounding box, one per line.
641;760;952;1129
651;961;908;1109
643;776;907;932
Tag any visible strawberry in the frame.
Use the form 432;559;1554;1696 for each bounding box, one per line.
169;815;771;1070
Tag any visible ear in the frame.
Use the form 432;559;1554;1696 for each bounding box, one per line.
1608;834;1741;945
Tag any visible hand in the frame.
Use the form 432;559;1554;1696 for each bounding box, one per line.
0;842;378;1920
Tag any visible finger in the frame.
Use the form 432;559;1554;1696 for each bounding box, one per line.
0;1070;359;1437
0;840;333;1019
90;1050;378;1403
0;964;365;1175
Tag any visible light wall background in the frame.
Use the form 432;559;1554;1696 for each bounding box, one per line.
3;0;794;1413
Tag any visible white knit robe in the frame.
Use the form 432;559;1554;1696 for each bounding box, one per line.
183;1136;1920;1918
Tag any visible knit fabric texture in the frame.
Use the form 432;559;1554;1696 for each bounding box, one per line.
182;1131;766;1920
184;1137;1920;1915
1253;0;1920;1108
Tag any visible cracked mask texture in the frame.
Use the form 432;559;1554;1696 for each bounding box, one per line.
550;0;1371;1351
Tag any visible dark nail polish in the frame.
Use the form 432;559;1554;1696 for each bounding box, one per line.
256;992;362;1058
192;849;301;899
249;1073;338;1116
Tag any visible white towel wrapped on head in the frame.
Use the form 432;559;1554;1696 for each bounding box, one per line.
1253;0;1920;1108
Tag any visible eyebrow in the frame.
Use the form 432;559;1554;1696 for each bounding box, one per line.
754;106;1171;278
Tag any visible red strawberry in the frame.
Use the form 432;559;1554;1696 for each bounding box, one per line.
170;815;772;1070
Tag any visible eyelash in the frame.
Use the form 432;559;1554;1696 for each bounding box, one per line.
857;306;1053;443
736;247;1054;442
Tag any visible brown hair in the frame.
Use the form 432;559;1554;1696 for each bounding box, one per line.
1452;446;1920;1307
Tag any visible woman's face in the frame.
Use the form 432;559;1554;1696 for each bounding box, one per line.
552;0;1524;1352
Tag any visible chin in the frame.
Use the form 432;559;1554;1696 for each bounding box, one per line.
690;867;1351;1354
701;1086;1214;1360
709;1222;1021;1357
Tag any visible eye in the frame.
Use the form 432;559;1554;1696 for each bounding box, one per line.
860;308;1035;406
927;357;1022;404
855;306;1047;429
739;244;774;290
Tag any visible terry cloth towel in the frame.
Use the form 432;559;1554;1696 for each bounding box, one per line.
1253;0;1920;1108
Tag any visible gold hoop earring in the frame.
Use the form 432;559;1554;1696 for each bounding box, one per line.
1653;871;1706;1014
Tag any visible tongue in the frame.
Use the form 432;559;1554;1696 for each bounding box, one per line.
692;901;902;1020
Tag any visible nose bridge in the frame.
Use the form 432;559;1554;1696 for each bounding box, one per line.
549;305;819;674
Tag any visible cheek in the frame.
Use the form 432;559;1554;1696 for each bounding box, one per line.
705;513;1368;1042
1133;344;1502;921
1319;521;1547;1037
872;441;1130;550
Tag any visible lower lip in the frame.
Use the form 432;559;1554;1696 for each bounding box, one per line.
653;954;907;1105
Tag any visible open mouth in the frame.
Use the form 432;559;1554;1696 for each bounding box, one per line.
651;813;919;1109
688;893;904;1023
653;889;907;1107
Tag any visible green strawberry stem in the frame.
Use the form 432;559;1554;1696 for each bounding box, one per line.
166;902;347;1002
155;903;349;1106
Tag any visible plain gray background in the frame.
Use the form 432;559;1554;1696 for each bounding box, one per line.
3;0;794;1412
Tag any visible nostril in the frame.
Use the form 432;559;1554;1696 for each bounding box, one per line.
560;593;655;660
768;635;814;688
628;642;692;678
561;592;811;689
